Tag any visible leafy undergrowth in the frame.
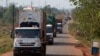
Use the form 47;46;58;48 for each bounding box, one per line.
0;25;13;54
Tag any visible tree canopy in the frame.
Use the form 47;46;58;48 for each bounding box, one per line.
70;0;100;40
43;5;64;15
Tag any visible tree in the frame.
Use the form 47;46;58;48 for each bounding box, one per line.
0;6;6;19
70;0;100;40
43;5;64;15
3;4;17;24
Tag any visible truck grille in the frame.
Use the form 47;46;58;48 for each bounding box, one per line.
19;43;35;46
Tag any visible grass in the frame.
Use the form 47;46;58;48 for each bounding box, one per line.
0;25;13;54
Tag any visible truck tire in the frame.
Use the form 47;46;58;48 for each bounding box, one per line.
14;52;19;56
60;31;62;33
40;48;45;56
53;32;56;37
43;48;46;56
14;50;20;56
49;42;53;45
41;44;46;56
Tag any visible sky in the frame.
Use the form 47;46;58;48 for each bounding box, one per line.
0;0;75;9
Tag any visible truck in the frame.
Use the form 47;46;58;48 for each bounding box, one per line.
47;15;57;37
11;7;47;56
46;24;54;45
56;19;63;33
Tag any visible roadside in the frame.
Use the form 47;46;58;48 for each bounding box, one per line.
68;22;100;56
1;51;13;56
0;25;13;55
65;34;92;56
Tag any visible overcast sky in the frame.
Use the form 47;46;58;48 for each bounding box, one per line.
0;0;75;9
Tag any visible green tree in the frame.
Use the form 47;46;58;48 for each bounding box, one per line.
0;6;6;19
70;0;100;40
3;4;17;24
43;5;64;15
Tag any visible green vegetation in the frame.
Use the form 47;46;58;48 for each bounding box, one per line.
43;5;65;15
0;25;13;54
69;0;100;47
0;4;15;54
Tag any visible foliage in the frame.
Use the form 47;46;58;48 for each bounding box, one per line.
0;25;13;54
3;4;17;24
43;5;64;15
0;7;6;18
70;0;100;40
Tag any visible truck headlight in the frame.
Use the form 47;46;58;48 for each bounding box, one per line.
16;40;23;43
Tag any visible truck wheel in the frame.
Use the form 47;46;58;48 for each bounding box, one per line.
14;53;19;56
60;31;62;33
49;42;53;45
14;50;20;56
41;48;46;56
41;44;46;56
53;33;56;37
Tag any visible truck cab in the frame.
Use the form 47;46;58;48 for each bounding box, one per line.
13;27;45;56
57;23;62;33
46;24;54;45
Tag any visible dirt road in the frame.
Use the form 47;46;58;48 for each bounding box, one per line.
1;34;83;56
46;34;83;56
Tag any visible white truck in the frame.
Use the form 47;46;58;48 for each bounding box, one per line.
46;24;54;45
57;22;62;33
11;7;47;56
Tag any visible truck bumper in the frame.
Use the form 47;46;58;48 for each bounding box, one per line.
46;36;53;41
48;38;53;42
14;47;41;54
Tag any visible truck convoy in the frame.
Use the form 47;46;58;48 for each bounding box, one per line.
11;7;47;56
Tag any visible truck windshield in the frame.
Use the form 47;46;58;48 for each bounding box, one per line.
57;23;62;27
46;27;53;33
15;29;40;38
